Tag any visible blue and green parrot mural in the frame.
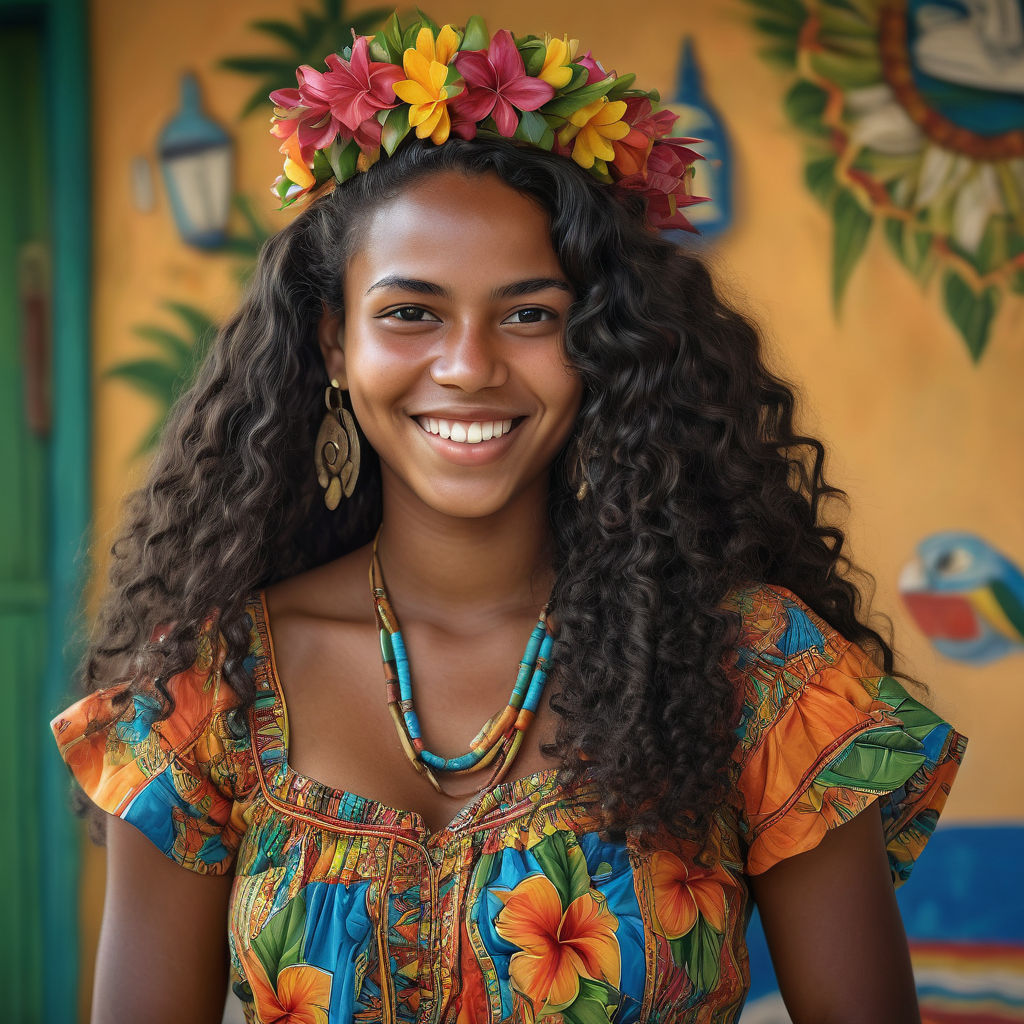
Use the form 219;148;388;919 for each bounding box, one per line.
900;531;1024;664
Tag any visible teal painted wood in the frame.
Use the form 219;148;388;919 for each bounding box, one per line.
41;0;91;1020
0;1;90;1022
0;23;49;1022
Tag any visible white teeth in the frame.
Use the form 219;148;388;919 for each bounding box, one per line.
417;417;517;443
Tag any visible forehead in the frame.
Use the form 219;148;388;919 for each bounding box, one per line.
346;171;564;292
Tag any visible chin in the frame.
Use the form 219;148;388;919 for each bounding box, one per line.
422;492;519;521
409;474;538;521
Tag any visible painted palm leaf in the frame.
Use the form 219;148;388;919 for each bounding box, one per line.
106;301;217;455
743;0;1022;361
220;0;392;118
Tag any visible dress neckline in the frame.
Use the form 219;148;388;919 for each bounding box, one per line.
247;590;596;842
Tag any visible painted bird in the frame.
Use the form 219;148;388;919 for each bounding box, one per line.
900;531;1024;664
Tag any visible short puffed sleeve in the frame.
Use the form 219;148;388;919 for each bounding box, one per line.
50;626;256;874
724;584;967;884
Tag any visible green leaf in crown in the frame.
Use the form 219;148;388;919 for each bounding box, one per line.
263;11;706;232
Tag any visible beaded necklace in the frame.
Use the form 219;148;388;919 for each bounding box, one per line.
369;532;554;799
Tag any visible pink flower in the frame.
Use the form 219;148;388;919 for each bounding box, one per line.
452;29;554;138
576;51;609;84
287;47;389;155
318;36;404;151
616;138;705;232
270;70;343;189
270;70;341;161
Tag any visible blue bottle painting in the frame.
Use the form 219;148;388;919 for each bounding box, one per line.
666;37;733;241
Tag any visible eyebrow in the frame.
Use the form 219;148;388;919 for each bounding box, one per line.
365;275;573;299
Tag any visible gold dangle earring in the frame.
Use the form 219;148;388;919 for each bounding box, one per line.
315;379;361;510
571;441;590;502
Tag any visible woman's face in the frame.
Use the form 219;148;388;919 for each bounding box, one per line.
326;170;581;522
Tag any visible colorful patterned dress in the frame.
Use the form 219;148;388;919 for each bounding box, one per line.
51;584;967;1023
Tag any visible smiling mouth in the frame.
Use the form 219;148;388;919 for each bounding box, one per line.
414;416;525;445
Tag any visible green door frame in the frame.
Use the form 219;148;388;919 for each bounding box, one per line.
1;0;91;1020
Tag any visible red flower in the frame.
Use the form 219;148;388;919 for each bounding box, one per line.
616;138;705;232
318;36;404;151
611;97;680;178
452;29;554;139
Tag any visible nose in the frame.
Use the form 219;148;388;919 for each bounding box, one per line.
429;318;508;392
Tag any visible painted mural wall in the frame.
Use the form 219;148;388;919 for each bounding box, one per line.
80;0;1023;1020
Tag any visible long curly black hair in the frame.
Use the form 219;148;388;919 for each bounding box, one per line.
81;136;895;842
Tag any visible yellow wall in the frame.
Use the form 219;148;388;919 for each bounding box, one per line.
83;0;1022;1014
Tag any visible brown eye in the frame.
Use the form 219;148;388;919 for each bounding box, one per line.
504;307;554;325
380;306;441;323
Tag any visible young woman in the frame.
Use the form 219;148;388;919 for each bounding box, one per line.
53;16;966;1024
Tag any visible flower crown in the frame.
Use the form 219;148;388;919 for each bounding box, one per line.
269;12;705;231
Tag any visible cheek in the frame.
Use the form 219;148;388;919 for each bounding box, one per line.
548;359;583;418
344;333;416;406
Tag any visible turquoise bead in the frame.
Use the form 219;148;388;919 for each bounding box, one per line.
372;542;551;778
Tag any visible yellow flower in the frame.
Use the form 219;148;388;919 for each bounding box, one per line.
279;127;315;190
539;35;576;89
393;25;460;145
414;23;460;65
559;96;630;169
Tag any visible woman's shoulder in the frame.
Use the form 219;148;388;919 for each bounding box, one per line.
53;615;234;735
51;612;262;873
719;581;967;883
716;580;895;758
718;580;851;674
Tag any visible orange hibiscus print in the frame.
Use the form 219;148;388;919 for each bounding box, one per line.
238;941;332;1024
648;850;727;940
494;874;620;1013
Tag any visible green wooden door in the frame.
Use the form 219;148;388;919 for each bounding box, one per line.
0;2;89;1020
1;23;52;1023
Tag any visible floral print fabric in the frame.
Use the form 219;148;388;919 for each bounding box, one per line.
52;584;967;1023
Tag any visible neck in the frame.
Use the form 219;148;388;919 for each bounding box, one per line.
373;479;555;632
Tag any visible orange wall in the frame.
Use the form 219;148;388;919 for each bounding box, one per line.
82;0;1022;1014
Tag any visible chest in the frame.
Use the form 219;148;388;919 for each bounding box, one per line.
227;783;752;1024
233;607;752;1023
272;612;564;834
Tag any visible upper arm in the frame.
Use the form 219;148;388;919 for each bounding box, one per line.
93;815;234;1024
749;801;920;1024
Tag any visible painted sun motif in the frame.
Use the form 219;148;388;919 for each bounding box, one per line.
748;0;1024;361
